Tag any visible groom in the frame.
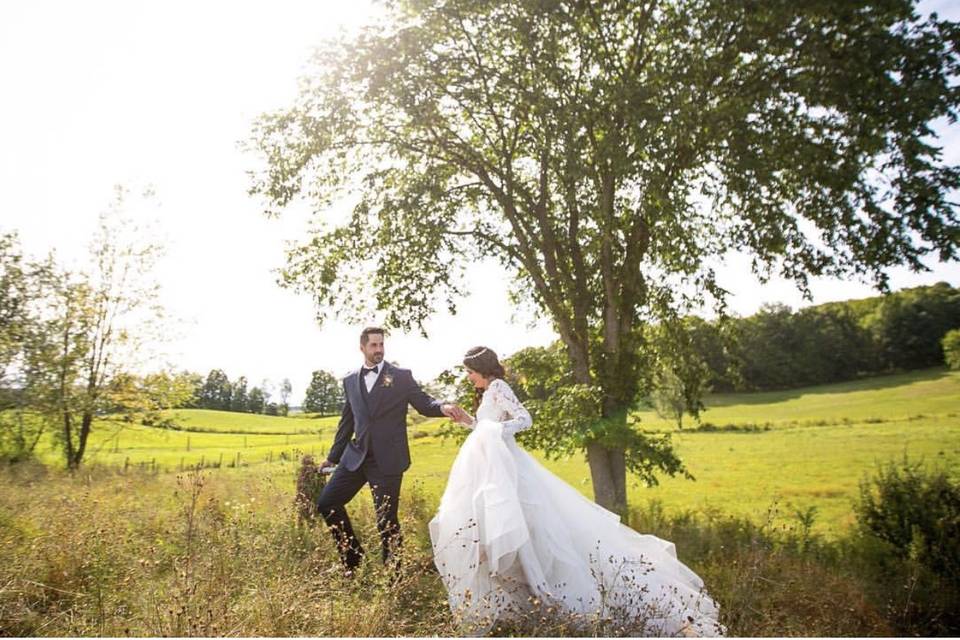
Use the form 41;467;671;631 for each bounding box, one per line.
317;326;464;573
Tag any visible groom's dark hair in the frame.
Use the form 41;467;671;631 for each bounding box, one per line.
360;326;386;345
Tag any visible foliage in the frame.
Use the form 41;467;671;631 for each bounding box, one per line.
230;376;249;412
106;371;198;427
279;378;293;416
247;386;265;414
506;344;691;487
192;369;290;416
302;369;343;415
864;282;960;371
854;456;960;587
944;328;960;370
200;369;232;411
651;369;691;429
249;0;960;512
0;231;56;462
672;283;960;393
645;320;711;429
1;189;168;469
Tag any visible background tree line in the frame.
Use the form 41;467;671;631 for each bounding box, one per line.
488;282;960;435
179;369;344;416
189;369;294;417
679;281;960;393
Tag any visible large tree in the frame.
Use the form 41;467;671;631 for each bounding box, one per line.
249;0;959;513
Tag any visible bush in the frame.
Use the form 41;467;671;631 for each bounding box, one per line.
854;457;960;585
943;328;960;370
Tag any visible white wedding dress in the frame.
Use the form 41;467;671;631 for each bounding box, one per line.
428;378;724;636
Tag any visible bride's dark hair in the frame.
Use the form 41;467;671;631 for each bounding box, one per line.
463;346;505;411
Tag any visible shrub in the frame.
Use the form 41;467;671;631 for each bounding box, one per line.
854;457;960;585
943;328;960;370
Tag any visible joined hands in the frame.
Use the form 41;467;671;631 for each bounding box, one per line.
441;403;472;426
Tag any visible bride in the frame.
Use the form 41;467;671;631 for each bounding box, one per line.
428;346;724;637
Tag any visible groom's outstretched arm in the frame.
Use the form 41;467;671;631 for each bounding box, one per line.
327;383;355;464
406;372;446;418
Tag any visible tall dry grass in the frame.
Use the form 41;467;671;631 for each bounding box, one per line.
0;461;956;636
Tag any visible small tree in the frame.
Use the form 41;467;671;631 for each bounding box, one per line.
652;369;688;430
177;371;205;408
647;321;710;429
200;369;231;410
46;188;166;470
230;376;249;413
279;377;293;415
303;370;342;415
247;387;266;414
856;456;960;586
0;232;56;462
260;379;273;408
941;328;960;370
141;372;199;425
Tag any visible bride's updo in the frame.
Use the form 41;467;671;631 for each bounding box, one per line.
462;346;505;379
463;346;506;411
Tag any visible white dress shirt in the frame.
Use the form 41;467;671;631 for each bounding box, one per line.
362;361;383;393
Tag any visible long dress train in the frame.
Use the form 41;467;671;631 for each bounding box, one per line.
428;378;724;636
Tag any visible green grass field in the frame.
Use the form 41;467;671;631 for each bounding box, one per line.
32;367;960;537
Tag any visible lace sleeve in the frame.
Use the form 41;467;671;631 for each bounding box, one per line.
488;378;532;436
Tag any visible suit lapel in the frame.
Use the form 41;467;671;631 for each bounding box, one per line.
367;363;390;418
351;370;369;422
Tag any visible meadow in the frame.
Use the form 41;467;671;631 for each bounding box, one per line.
32;367;960;537
2;367;959;636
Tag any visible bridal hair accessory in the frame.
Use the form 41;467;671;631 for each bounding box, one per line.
464;348;490;360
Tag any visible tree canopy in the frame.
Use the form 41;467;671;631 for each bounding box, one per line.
249;0;959;512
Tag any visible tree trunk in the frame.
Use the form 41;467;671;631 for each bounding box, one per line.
586;441;628;516
560;316;631;515
75;410;93;468
63;411;78;470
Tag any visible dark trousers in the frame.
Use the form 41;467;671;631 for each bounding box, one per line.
315;453;403;571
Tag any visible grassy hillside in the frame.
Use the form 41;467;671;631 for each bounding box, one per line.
161;409;340;434
3;368;959;636
28;368;960;537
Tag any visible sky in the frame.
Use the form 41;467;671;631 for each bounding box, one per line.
1;0;958;404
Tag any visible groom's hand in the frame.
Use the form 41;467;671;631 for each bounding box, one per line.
320;458;336;471
440;403;458;419
442;404;470;424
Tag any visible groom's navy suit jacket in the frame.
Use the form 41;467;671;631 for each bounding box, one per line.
327;362;445;475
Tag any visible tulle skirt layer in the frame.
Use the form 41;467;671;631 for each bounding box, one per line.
428;420;724;636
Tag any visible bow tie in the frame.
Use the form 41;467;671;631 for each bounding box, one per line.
362;366;379;376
